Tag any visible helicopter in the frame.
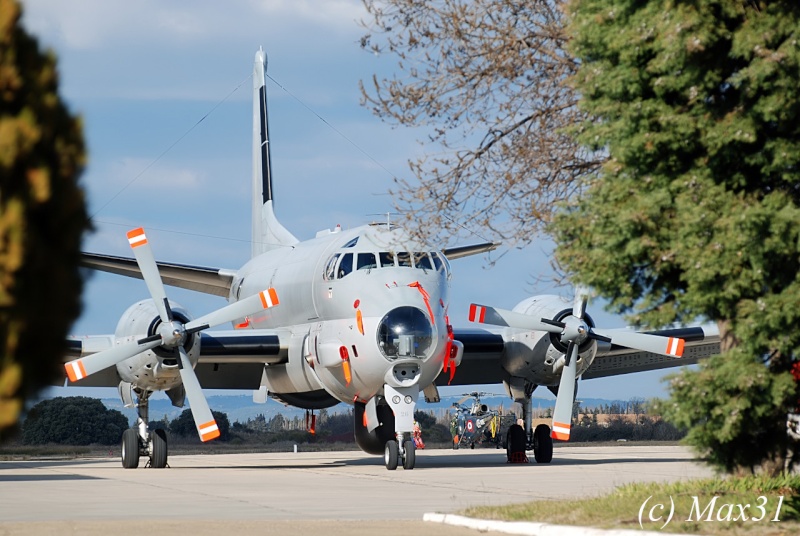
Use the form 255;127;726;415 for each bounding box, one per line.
449;392;513;449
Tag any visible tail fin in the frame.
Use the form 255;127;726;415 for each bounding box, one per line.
251;48;298;257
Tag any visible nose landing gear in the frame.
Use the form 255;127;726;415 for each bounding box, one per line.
384;436;416;470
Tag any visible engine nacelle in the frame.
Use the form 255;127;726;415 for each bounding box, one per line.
113;299;200;392
500;295;598;386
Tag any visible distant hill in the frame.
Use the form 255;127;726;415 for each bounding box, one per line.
100;393;630;426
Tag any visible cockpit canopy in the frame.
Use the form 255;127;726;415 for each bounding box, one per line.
322;235;450;281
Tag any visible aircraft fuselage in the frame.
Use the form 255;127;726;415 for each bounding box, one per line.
233;223;451;405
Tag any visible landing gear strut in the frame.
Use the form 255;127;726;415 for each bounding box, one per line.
120;387;170;469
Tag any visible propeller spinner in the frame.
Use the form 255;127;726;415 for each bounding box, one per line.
64;228;280;442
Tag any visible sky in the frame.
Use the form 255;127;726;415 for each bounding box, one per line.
20;0;687;403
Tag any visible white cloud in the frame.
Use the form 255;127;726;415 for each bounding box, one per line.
21;0;365;50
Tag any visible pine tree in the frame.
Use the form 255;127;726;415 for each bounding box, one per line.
554;0;800;474
0;0;89;439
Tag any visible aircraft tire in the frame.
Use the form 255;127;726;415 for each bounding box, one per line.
121;428;140;469
150;429;168;469
385;440;399;470
533;424;553;463
402;440;416;470
506;424;526;462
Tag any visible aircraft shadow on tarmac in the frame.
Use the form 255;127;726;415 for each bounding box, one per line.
0;473;100;482
171;451;695;471
339;452;693;469
0;450;697;473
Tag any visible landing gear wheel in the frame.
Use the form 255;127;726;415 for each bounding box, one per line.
150;429;168;469
384;440;399;470
121;428;140;469
506;423;527;463
402;440;416;470
533;424;553;463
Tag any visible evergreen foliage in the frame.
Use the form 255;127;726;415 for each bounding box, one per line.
555;0;800;474
0;0;89;438
22;396;128;445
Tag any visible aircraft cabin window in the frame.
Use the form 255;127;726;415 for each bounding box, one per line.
357;252;377;271
343;237;359;248
337;253;353;278
436;252;451;275
397;252;412;268
431;252;444;273
380;252;395;267
415;252;433;271
323;253;340;281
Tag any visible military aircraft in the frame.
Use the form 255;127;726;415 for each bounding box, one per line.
63;48;721;470
449;392;508;450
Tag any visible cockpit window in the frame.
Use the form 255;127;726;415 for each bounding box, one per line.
431;251;450;274
343;237;359;248
397;252;412;267
357;253;377;270
337;253;353;278
414;252;433;271
323;253;340;281
379;252;395;267
431;251;447;273
431;252;444;272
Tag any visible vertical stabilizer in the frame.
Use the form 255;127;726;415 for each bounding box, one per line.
252;48;298;257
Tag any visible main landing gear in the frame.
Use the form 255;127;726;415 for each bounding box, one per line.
505;422;553;464
384;437;416;470
532;423;553;463
504;380;554;464
120;388;170;469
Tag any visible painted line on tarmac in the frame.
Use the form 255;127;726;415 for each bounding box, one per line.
423;513;694;536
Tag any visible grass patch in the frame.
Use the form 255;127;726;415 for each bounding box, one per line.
463;475;800;535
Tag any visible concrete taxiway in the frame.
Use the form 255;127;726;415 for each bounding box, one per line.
0;445;713;535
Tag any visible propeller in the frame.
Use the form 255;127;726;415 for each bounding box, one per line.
64;227;280;442
469;289;686;441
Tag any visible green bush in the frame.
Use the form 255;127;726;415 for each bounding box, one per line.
22;397;128;445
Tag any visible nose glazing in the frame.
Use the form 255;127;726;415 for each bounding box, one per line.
376;306;434;360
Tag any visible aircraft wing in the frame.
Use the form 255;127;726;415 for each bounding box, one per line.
434;329;507;387
581;325;719;379
63;330;287;389
438;325;719;387
81;252;237;297
442;242;500;260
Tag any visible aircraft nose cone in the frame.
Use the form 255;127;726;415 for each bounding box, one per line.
377;306;434;360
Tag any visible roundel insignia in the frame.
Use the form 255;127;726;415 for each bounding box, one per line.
466;420;474;432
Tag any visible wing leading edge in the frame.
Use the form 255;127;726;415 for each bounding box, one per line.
82;252;237;297
439;325;720;387
63;331;287;389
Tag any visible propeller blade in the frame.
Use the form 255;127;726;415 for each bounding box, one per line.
592;327;686;358
127;228;172;323
184;288;279;333
64;335;162;383
177;347;220;442
551;342;579;442
573;286;589;319
468;304;562;334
